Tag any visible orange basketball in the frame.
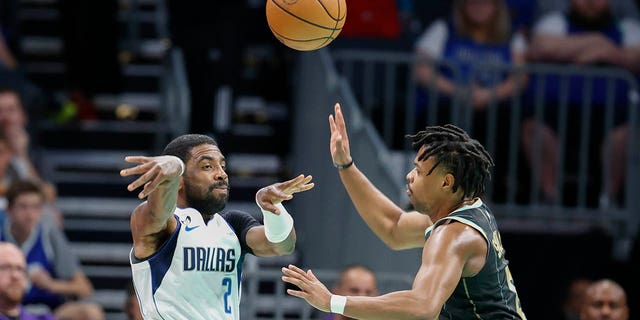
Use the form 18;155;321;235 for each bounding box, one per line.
266;0;347;51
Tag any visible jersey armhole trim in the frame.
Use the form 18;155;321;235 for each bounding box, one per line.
130;215;181;266
440;216;491;277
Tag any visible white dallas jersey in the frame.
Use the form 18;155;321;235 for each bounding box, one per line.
131;207;259;320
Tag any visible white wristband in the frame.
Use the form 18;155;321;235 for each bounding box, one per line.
259;202;294;243
330;294;347;315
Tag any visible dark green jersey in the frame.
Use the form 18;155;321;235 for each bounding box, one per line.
425;199;526;320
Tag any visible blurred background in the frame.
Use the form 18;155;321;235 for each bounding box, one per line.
0;0;639;319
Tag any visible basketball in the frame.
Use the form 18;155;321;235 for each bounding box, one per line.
266;0;347;51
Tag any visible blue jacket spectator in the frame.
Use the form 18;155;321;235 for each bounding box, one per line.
0;181;93;311
414;0;528;120
523;0;640;206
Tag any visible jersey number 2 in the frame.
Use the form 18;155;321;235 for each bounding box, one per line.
222;277;232;314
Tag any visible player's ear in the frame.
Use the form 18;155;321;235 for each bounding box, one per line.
442;173;455;190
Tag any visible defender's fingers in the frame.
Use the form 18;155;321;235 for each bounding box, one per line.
307;269;318;280
334;134;344;151
282;276;306;289
282;266;302;277
286;289;308;299
335;104;348;135
287;264;308;276
329;114;337;135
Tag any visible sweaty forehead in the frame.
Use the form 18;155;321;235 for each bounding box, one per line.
187;144;224;162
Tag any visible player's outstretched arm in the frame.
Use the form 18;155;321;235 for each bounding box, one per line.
282;223;487;320
330;103;430;250
247;174;314;257
120;155;183;259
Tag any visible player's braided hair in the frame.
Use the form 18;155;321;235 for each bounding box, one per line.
163;134;218;163
407;124;494;199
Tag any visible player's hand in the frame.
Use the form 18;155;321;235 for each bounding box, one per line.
282;264;331;312
120;155;183;199
329;103;352;167
256;174;314;214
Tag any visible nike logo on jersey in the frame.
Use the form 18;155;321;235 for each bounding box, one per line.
185;225;200;232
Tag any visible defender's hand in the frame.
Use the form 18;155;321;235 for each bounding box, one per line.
282;265;332;312
329;103;352;167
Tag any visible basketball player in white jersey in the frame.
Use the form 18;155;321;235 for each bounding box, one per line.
120;134;313;320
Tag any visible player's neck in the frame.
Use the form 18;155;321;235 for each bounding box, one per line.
437;197;477;219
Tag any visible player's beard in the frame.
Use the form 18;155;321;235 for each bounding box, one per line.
184;180;229;215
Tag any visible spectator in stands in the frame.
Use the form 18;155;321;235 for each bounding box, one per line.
524;0;640;205
0;133;35;210
0;180;93;312
535;0;640;21
563;278;593;320
0;29;48;120
0;90;44;184
123;282;142;320
414;0;528;199
414;0;527;122
580;279;628;320
0;241;57;320
0;89;61;225
322;265;379;320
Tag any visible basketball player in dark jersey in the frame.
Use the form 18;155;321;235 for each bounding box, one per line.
282;103;526;319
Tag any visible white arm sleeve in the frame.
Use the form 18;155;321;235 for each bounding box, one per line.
532;12;567;36
414;19;448;58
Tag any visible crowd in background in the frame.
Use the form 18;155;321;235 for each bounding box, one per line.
343;0;640;208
